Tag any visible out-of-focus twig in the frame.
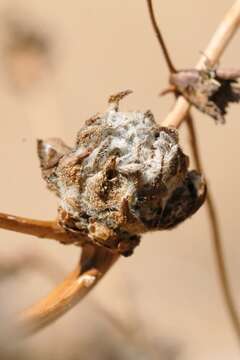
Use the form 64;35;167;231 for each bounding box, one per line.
18;245;119;335
91;301;173;359
0;251;64;281
187;115;240;344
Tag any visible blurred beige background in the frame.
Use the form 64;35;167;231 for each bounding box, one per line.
0;1;239;359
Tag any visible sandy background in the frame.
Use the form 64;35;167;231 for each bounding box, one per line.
0;1;240;359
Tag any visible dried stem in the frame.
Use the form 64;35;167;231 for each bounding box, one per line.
187;116;240;344
0;212;89;245
163;0;240;127
0;251;64;281
146;0;240;346
19;245;119;335
91;302;161;357
146;0;176;73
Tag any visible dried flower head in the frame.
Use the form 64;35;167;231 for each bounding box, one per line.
38;91;206;256
170;68;240;123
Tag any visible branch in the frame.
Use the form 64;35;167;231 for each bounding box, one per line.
187;116;240;344
0;251;64;281
146;0;176;72
18;245;119;335
146;0;240;346
0;212;89;246
163;0;240;128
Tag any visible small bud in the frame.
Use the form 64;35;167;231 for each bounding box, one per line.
170;67;240;123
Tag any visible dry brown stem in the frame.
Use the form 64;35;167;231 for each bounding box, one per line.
163;0;240;128
146;0;176;73
187;116;240;344
147;0;240;346
19;245;119;335
0;251;64;281
0;212;89;245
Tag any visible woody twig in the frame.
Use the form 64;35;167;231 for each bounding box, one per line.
146;0;240;347
19;245;119;335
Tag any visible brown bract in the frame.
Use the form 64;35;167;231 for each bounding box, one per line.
170;67;240;123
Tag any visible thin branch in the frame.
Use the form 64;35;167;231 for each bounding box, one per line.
146;0;176;73
18;245;119;335
0;212;89;245
146;0;240;346
163;0;240;128
91;302;161;357
0;251;64;281
186;115;203;172
187;116;240;344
